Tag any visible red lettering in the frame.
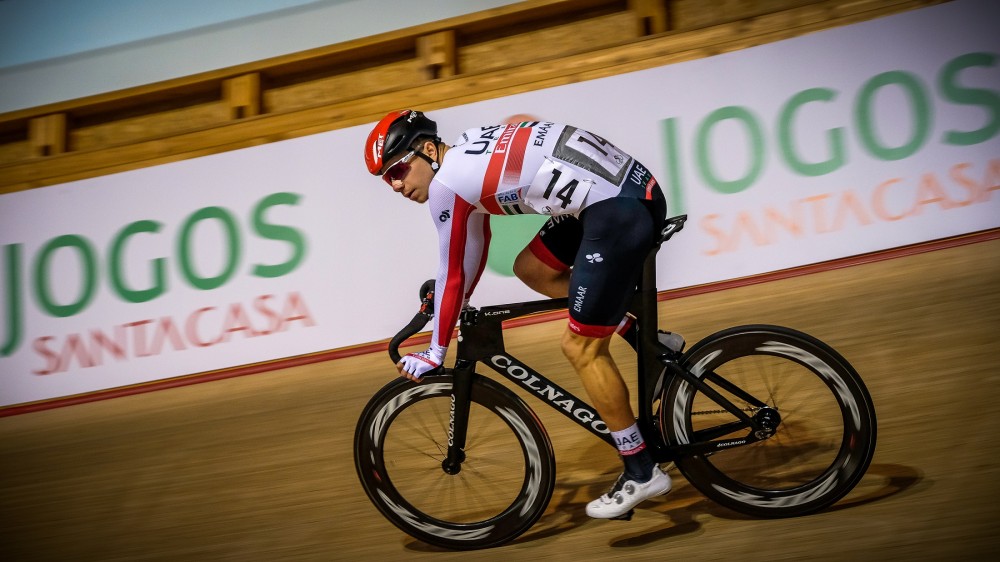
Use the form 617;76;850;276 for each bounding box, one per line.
914;172;960;213
764;202;805;239
949;162;982;205
90;326;127;364
700;214;727;256
985;158;1000;198
149;317;186;355
221;302;260;342
254;294;280;335
802;194;832;233
125;319;154;357
831;189;873;230
31;336;59;375
732;211;769;248
872;178;910;221
186;306;221;348
60;334;96;371
29;292;316;376
280;291;315;330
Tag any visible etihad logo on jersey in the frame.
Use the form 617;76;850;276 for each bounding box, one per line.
495;125;517;155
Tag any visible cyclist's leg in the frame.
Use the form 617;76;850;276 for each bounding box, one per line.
561;197;653;430
514;211;642;429
561;195;672;518
562;331;634;428
513;215;580;298
514;215;643;340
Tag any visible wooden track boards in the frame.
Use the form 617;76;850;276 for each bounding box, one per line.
2;239;998;559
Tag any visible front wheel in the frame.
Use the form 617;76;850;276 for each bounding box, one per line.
354;373;556;550
661;325;877;518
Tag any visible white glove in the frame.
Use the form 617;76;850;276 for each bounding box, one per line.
398;344;446;380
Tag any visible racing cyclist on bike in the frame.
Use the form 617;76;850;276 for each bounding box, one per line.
364;109;672;519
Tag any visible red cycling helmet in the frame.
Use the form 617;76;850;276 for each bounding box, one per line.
364;109;439;175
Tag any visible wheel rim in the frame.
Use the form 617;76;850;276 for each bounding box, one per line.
666;330;874;512
378;398;538;523
355;377;556;548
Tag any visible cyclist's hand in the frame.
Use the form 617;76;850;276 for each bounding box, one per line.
397;345;445;381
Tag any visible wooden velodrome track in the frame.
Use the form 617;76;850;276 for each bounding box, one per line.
2;236;998;561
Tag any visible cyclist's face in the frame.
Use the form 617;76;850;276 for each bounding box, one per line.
385;142;437;204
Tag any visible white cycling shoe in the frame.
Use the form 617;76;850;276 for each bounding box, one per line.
586;465;672;519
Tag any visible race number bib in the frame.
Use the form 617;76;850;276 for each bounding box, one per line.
552;127;632;186
524;158;593;216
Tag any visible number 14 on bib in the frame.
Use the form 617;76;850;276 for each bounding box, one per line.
524;158;593;216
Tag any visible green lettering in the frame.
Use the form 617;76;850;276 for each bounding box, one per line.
252;193;307;278
696;106;765;194
178;207;240;291
2;244;22;356
856;71;932;160
779;88;846;176
109;220;166;303
33;235;97;317
940;52;1000;146
660;117;686;214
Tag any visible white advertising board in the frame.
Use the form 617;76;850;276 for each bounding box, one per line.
1;0;997;407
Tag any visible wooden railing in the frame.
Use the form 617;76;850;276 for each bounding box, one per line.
0;0;947;194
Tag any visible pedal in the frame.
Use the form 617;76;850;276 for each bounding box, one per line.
610;509;635;521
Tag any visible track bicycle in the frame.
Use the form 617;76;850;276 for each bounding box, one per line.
354;215;877;550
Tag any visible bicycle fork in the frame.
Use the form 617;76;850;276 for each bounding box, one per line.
442;359;476;474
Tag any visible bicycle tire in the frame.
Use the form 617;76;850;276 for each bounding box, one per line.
354;372;556;549
661;325;876;518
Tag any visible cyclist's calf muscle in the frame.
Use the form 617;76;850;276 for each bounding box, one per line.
562;330;636;432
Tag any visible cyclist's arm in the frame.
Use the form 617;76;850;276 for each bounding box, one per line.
397;182;487;379
429;183;487;353
460;213;490;302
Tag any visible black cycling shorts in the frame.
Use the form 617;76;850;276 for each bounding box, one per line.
527;185;667;337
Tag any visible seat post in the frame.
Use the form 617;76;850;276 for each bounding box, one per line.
634;214;687;456
636;242;661;341
635;215;686;332
634;241;666;457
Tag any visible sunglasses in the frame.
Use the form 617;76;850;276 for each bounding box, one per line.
382;151;418;186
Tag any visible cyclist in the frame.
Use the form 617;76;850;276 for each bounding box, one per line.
364;109;672;519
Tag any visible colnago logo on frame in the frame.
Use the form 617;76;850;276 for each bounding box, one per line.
490;354;608;434
0;192;312;376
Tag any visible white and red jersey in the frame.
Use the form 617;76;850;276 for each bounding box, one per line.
426;121;659;352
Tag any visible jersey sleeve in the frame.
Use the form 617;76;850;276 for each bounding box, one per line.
427;180;490;352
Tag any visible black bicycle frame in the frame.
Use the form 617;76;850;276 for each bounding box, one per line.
437;215;772;468
456;297;615;448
